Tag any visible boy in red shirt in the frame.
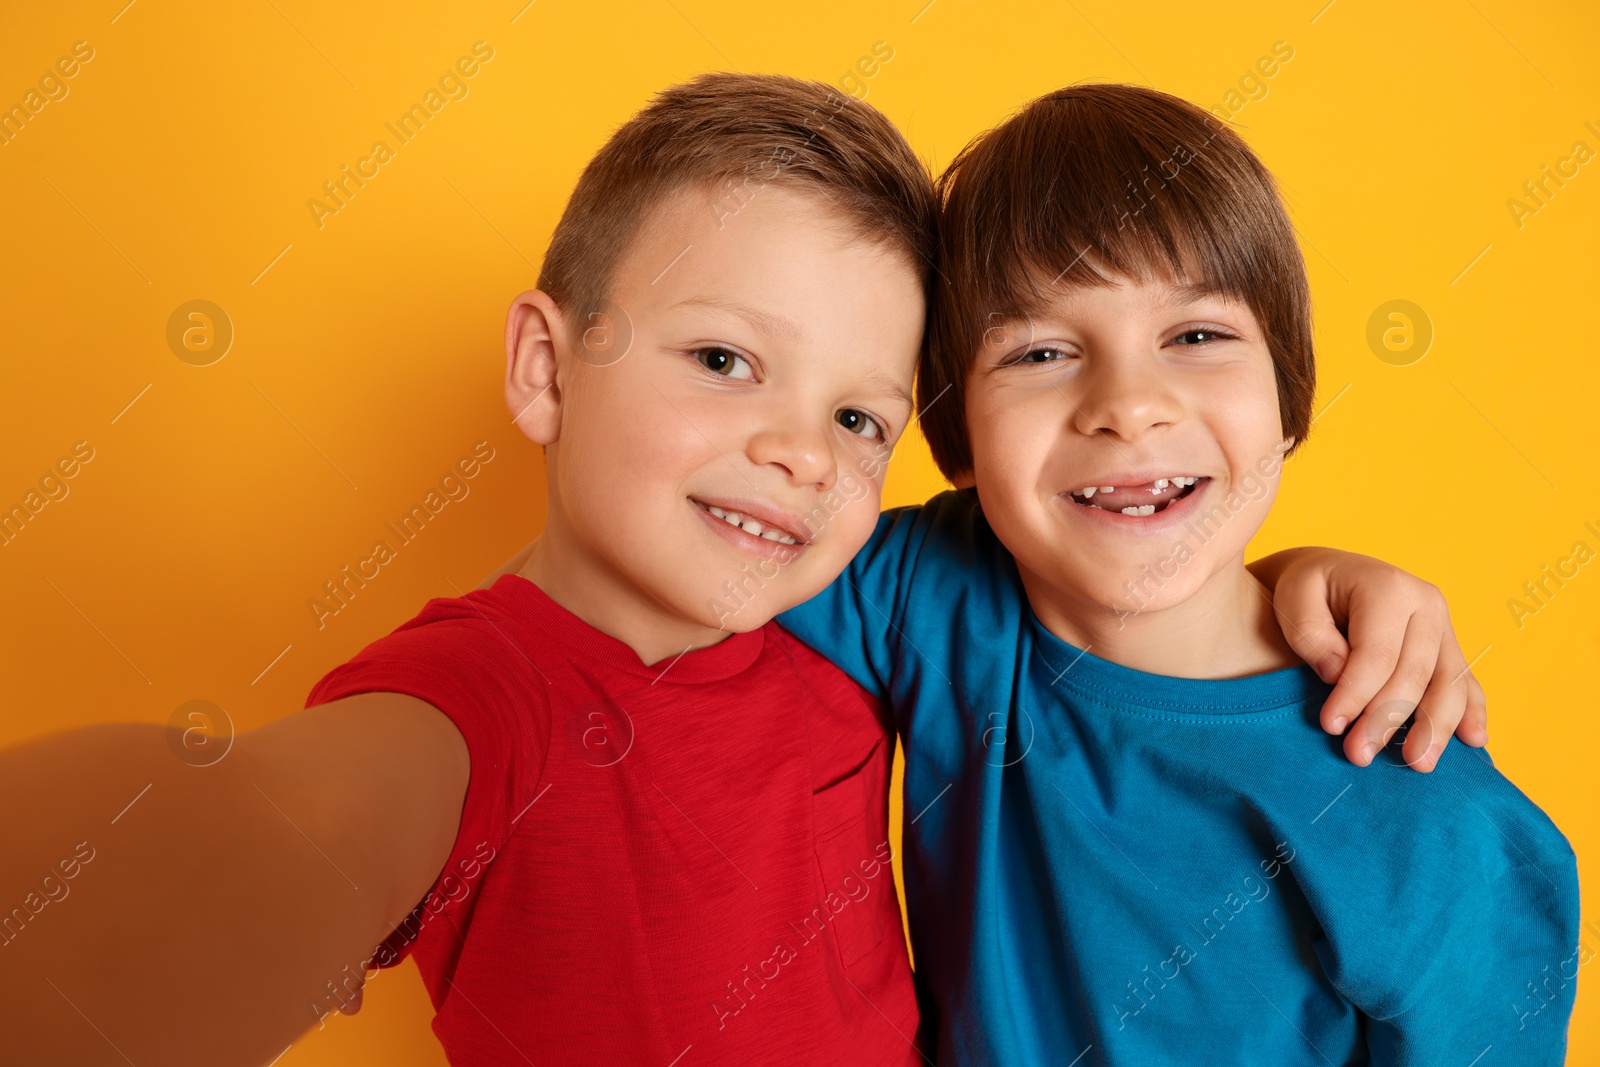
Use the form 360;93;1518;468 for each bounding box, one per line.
1;74;1485;1066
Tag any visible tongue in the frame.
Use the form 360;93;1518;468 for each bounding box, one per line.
1088;481;1186;512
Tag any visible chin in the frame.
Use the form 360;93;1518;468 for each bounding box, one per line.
692;569;806;633
708;609;772;634
1105;563;1215;617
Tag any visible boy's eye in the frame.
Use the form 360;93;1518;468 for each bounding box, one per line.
694;346;755;380
1009;347;1071;365
1170;328;1231;346
835;408;883;440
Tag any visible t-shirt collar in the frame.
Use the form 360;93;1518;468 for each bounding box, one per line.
1028;609;1326;719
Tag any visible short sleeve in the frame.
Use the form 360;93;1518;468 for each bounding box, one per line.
1291;741;1580;1064
778;502;933;700
304;602;552;967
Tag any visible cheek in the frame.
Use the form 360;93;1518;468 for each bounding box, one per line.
1221;360;1284;435
1180;361;1284;466
968;390;1054;498
965;391;1007;476
835;477;884;539
566;370;711;485
805;473;880;564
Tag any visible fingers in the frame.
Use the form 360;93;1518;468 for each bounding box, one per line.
1316;578;1413;744
1334;582;1446;766
1267;549;1487;769
1440;627;1490;746
1459;671;1489;746
1267;567;1355;723
1398;617;1488;768
1398;643;1467;772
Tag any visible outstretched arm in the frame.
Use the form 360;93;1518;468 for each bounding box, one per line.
0;695;467;1064
1249;547;1488;772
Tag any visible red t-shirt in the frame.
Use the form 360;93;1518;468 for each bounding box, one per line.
304;574;921;1066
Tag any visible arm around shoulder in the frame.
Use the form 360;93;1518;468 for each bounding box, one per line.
777;498;944;696
0;692;468;1066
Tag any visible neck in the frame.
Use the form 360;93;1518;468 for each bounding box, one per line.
518;506;732;667
1019;558;1300;680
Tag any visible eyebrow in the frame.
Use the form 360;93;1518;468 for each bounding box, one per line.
861;370;914;413
671;296;804;343
1151;280;1237;310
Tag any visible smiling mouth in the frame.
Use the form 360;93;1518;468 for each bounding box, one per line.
1066;476;1208;517
691;499;802;545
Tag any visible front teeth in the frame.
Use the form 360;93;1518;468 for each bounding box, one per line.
706;505;798;545
1071;476;1206;516
1078;476;1200;498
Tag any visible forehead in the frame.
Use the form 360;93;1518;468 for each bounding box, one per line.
617;182;917;286
999;266;1247;325
610;184;925;371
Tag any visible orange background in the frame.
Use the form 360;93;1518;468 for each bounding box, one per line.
2;0;1594;1062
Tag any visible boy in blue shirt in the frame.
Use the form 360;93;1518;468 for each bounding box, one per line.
779;83;1581;1064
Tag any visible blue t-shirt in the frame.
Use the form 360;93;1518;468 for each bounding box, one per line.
779;490;1580;1066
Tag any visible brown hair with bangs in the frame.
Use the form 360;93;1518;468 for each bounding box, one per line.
922;82;1315;479
539;72;937;339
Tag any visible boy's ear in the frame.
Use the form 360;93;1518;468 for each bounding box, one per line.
505;290;567;446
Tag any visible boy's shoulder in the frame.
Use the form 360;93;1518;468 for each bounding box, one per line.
303;575;557;745
861;487;1018;595
878;487;992;548
1044;648;1573;882
1226;711;1578;1029
397;572;537;635
1046;671;1576;1022
1207;703;1576;906
314;575;543;676
1189;681;1552;827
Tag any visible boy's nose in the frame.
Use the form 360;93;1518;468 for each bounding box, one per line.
1070;361;1181;443
745;426;836;489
